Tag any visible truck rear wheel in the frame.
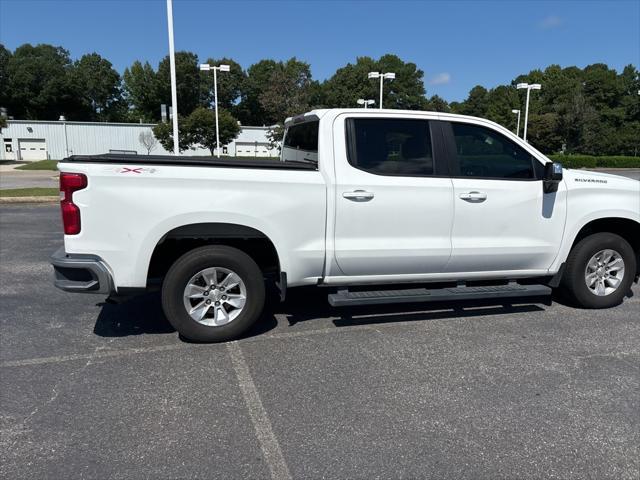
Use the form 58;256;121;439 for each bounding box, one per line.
161;245;265;342
559;232;635;309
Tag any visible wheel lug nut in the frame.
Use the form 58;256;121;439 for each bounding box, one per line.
219;287;225;292
205;300;211;305
215;301;220;306
222;295;227;300
204;291;209;296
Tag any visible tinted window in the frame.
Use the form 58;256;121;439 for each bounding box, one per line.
451;123;535;179
282;121;318;163
347;119;433;176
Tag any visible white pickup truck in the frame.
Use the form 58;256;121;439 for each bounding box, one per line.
52;109;640;341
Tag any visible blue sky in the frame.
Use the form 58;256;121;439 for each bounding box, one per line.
1;0;638;101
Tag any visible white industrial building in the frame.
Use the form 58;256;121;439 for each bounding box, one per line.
0;120;279;161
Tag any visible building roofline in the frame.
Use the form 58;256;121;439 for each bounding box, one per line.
5;119;274;129
6;119;159;127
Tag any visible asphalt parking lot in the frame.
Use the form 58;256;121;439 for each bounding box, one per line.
1;204;639;479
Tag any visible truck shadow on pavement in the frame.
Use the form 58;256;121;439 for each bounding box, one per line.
92;287;550;340
93;292;176;337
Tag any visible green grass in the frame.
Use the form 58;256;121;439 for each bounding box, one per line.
15;160;59;171
0;187;59;197
548;155;640;169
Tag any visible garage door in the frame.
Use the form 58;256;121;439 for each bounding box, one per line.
235;143;272;157
235;143;256;157
19;139;48;161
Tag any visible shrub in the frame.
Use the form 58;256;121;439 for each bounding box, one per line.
548;155;640;169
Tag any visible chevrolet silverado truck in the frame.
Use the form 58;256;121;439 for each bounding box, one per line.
51;109;640;342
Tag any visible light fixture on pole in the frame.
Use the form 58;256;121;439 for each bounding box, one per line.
200;63;231;158
166;0;179;156
511;109;521;137
357;99;375;109
368;72;396;109
516;83;541;142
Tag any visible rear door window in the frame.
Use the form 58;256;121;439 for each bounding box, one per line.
346;118;434;176
282;121;319;164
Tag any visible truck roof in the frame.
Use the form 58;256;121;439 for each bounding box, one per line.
284;108;498;127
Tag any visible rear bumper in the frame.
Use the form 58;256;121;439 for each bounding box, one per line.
51;247;114;294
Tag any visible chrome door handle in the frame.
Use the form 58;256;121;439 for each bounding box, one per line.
343;190;374;201
459;191;487;202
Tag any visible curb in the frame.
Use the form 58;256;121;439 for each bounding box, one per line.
0;196;59;204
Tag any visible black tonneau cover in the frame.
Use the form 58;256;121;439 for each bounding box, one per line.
61;153;317;170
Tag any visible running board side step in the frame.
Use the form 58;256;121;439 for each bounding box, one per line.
327;284;551;307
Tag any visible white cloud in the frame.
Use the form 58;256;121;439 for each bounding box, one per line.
430;72;451;85
539;15;562;29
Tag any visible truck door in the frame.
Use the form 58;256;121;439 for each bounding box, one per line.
332;116;454;276
442;120;566;273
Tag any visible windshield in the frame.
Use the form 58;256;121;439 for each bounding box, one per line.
281;120;319;164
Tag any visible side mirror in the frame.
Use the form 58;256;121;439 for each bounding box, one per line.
543;162;563;193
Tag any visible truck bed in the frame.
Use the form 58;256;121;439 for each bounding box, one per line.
62;153;317;170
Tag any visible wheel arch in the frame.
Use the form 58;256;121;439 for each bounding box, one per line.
568;217;640;276
147;222;282;282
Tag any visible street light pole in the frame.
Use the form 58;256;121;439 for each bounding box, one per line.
213;66;219;157
166;0;179;156
368;72;396;109
357;99;375;109
200;63;230;158
517;83;541;143
511;109;521;137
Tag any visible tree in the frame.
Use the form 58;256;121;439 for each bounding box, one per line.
156;51;201;118
449;63;640;155
123;61;159;122
152;107;240;155
485;85;519;130
321;54;427;110
266;124;284;152
71;53;124;121
152;120;191;153
185;107;240;155
0;114;6;132
138;130;158;154
454;85;489;117
0;44;11;111
258;58;314;124
236;59;279;125
426;94;450;112
4;43;78;119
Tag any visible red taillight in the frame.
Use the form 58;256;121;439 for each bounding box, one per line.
60;173;87;235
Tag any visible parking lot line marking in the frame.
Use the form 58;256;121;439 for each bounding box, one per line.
227;341;292;480
0;343;189;368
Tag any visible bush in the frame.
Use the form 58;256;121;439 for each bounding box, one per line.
548;155;640;169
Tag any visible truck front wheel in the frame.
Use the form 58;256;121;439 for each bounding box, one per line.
161;245;265;342
559;232;635;309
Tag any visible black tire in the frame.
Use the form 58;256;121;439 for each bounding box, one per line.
161;245;265;342
559;232;635;309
